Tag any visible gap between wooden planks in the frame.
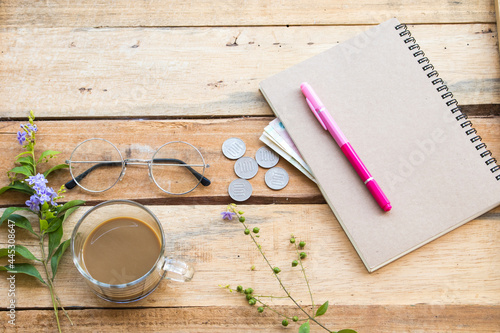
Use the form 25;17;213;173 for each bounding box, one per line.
0;204;498;309
0;24;498;118
0;117;498;207
1;305;498;332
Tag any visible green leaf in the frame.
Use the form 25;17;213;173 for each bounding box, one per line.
299;321;310;333
0;180;34;196
48;224;63;258
4;263;46;285
16;156;35;173
0;245;40;261
38;150;60;163
39;219;48;232
7;165;33;178
5;214;38;236
45;210;56;220
56;200;85;215
15;151;33;159
0;207;33;226
43;163;69;178
46;216;63;233
315;301;329;317
338;330;358;333
50;239;70;280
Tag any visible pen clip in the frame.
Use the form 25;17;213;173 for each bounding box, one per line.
306;98;327;130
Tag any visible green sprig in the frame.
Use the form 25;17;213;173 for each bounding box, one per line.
222;204;357;333
0;111;85;332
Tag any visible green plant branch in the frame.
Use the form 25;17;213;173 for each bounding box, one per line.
253;296;308;322
253;294;289;299
39;235;61;333
53;290;74;325
295;242;314;310
228;206;332;332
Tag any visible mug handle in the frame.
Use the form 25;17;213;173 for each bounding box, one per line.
161;257;195;282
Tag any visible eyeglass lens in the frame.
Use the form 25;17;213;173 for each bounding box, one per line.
68;139;123;192
151;141;206;195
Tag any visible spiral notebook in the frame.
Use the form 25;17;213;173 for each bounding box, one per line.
259;18;500;272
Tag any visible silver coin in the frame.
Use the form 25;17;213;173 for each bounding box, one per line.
234;157;259;180
222;137;246;160
255;146;279;168
228;178;253;202
265;167;289;190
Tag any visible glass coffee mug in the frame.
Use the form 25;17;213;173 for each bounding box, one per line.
71;200;194;303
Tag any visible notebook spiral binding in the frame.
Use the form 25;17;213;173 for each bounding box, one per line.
395;24;500;181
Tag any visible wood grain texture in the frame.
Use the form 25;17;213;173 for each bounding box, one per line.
0;117;498;207
1;305;498;332
0;204;498;309
496;0;500;54
0;0;495;28
0;24;498;119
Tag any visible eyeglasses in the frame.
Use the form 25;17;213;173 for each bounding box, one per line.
65;138;210;195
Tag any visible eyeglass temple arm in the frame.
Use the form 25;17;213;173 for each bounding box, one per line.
152;158;211;186
64;159;211;190
64;161;123;190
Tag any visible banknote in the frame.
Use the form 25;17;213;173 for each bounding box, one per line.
259;134;316;183
269;119;302;157
262;119;315;177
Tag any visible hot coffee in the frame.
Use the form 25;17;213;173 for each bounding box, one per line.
82;217;161;285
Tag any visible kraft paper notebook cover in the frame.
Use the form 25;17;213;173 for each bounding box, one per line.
259;18;500;272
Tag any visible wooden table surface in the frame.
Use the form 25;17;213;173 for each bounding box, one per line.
1;1;499;332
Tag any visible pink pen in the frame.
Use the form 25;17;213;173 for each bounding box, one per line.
300;82;392;211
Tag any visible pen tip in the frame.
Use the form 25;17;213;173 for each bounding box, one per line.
383;203;392;212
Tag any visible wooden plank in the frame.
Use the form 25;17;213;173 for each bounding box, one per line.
0;117;498;207
496;0;500;54
0;0;495;28
1;305;498;332
0;204;498;308
0;24;498;119
0;118;320;206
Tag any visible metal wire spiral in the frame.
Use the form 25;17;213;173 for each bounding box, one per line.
395;24;500;180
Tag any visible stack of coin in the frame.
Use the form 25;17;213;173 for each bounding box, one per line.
223;138;289;202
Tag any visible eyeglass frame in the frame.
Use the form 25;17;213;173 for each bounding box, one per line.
65;138;211;195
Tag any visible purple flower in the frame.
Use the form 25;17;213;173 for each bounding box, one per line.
27;124;37;133
17;131;26;145
27;173;49;194
24;174;58;210
42;187;58;206
221;211;236;220
26;194;41;212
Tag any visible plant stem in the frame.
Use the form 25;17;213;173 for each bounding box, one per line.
229;207;331;332
39;235;62;333
253;297;294;320
54;290;74;325
253;295;289;299
295;243;314;309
